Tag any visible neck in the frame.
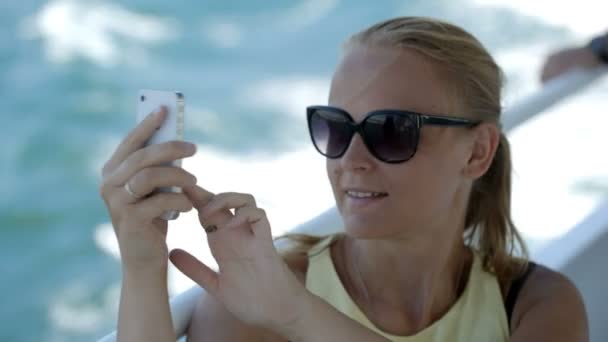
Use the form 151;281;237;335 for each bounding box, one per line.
340;230;471;333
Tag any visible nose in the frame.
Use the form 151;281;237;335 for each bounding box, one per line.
338;131;375;170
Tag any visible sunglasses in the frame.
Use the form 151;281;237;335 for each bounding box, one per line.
306;105;481;164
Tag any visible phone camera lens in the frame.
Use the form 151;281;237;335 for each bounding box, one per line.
140;95;146;102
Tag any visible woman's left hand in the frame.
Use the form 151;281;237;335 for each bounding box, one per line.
169;184;308;334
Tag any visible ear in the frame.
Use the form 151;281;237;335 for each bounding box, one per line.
463;123;500;180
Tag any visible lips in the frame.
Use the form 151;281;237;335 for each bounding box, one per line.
344;191;388;209
343;188;389;195
341;185;389;210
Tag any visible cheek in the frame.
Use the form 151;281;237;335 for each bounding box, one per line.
417;131;468;186
326;159;334;182
326;160;340;194
389;156;462;219
388;167;434;206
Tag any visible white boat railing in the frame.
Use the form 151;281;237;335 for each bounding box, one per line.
98;66;608;341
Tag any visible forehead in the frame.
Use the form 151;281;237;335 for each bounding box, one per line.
328;44;456;119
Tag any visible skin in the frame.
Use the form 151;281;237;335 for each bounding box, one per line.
104;108;394;342
103;40;588;342
99;107;198;342
324;43;497;334
187;43;588;341
540;44;604;83
320;44;588;341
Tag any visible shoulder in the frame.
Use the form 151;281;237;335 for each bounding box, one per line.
186;288;278;342
509;263;588;341
277;233;342;283
186;250;310;342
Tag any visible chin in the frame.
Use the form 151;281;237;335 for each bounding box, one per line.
341;217;387;240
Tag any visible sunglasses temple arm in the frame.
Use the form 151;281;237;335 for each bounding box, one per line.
420;115;480;127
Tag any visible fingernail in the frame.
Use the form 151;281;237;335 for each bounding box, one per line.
155;106;166;117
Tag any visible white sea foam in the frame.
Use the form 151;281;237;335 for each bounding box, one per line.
243;77;330;118
91;0;608;298
19;0;177;66
473;0;607;36
274;0;340;31
48;281;119;336
93;71;608;293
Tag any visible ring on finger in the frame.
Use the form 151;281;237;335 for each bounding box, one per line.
124;181;144;201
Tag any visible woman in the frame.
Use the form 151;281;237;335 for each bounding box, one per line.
99;17;588;341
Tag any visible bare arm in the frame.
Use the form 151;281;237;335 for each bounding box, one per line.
281;292;391;342
187;284;390;342
98;106;197;342
186;288;269;342
541;31;608;83
186;250;390;342
117;266;175;342
509;265;589;342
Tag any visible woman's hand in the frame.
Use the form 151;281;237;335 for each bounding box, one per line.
169;185;308;334
98;107;198;273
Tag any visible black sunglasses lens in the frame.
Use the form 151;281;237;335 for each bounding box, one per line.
365;113;418;162
309;109;352;157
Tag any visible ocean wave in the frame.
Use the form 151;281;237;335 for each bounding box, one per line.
19;0;178;67
472;0;608;36
242;76;330;118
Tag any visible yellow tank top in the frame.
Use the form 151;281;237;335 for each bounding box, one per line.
305;234;509;341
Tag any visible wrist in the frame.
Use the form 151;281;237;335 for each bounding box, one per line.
122;262;168;285
273;291;318;340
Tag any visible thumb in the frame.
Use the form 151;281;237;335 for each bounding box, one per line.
170;248;219;296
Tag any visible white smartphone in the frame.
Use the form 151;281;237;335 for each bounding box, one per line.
136;89;186;220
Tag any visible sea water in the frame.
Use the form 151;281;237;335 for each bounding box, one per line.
1;0;606;340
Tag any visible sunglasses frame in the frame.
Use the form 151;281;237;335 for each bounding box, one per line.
306;105;482;164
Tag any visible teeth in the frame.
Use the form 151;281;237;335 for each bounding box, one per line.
347;191;386;198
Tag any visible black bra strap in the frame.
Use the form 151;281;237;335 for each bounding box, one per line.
505;261;537;328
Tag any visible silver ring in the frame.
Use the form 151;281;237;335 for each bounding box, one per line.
124;181;143;201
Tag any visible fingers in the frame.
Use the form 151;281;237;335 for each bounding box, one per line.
182;186;272;239
102;106;167;177
199;192;271;240
182;184;215;209
225;206;272;240
201;192;257;218
107;141;197;187
199;192;255;234
121;166;197;203
101;164;198;214
131;192;194;223
183;185;235;232
223;206;259;229
169;249;219;296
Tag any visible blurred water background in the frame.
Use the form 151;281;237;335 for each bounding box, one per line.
1;0;607;341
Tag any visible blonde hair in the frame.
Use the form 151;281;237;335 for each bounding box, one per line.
275;16;528;287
